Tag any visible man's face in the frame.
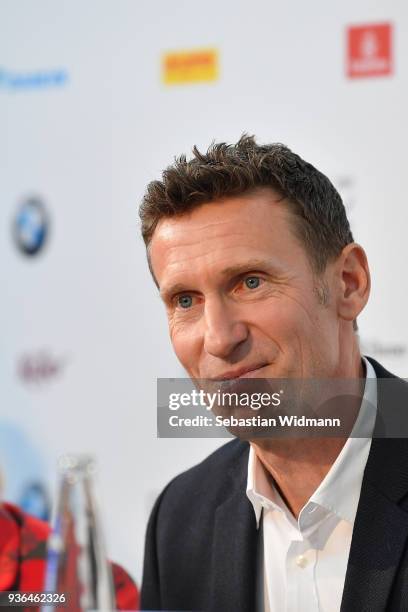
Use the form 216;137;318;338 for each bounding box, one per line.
150;189;344;382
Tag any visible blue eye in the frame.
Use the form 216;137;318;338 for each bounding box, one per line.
245;276;260;289
178;295;193;309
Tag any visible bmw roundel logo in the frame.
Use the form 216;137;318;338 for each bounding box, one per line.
13;197;49;256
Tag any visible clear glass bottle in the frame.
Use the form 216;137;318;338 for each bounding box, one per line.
43;455;115;611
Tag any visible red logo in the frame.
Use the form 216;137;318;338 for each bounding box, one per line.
346;23;393;78
17;350;68;385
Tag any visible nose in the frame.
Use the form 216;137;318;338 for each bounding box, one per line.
203;297;248;359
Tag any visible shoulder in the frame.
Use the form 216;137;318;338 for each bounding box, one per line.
167;438;248;492
366;355;405;382
165;438;248;495
366;354;408;402
153;439;249;526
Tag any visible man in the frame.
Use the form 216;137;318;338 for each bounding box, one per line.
139;136;408;611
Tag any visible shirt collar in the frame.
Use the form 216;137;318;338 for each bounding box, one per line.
246;356;378;528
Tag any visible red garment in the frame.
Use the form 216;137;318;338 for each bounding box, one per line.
0;502;139;610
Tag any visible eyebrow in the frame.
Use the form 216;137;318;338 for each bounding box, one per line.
160;282;191;301
160;258;280;301
219;259;278;278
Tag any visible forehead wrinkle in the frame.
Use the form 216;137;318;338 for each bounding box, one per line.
161;225;255;249
162;232;261;264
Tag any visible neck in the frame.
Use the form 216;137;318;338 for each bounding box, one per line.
251;351;366;518
251;437;347;518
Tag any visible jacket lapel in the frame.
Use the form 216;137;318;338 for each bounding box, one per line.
341;358;408;611
209;445;259;612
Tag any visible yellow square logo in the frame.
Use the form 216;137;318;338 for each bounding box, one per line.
162;48;219;85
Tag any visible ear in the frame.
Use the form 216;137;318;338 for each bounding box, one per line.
336;243;370;322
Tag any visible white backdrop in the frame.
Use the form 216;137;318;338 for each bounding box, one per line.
1;0;408;585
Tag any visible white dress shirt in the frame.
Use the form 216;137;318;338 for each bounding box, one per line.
246;357;377;612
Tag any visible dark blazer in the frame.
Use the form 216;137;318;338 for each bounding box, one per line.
141;357;408;611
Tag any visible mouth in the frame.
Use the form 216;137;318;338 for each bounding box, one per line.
213;363;269;381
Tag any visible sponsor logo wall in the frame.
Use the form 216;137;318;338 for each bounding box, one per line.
1;0;407;585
